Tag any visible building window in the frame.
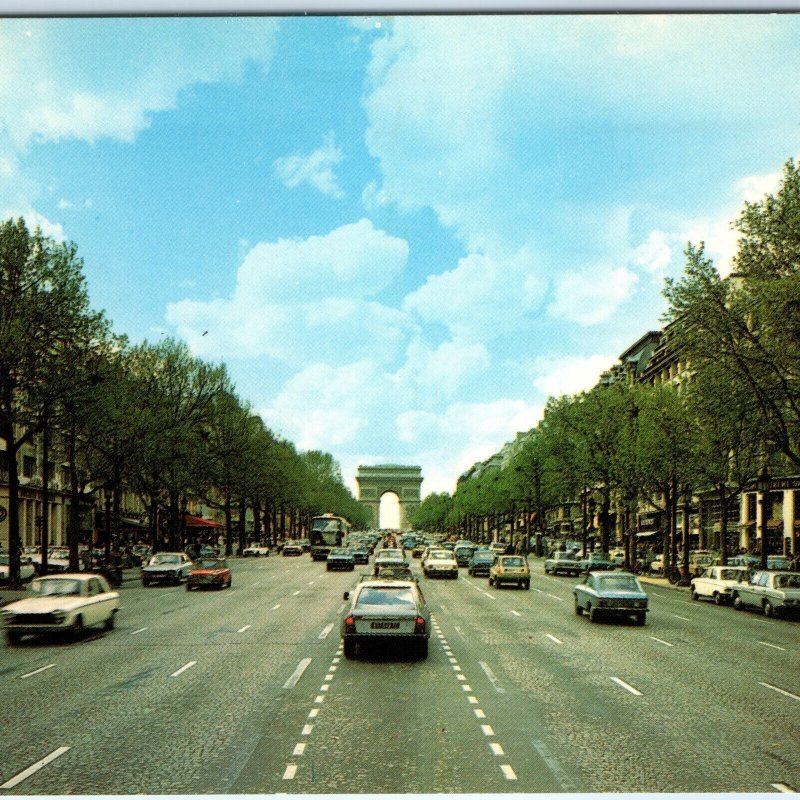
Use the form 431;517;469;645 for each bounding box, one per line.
23;456;36;478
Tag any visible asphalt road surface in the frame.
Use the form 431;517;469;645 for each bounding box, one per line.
2;554;798;794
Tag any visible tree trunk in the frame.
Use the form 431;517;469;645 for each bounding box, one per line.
224;495;233;556
41;413;50;575
2;419;22;588
719;484;729;566
238;498;246;552
149;496;159;551
67;427;82;572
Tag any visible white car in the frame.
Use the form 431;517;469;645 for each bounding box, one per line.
2;574;119;645
373;548;407;576
141;552;194;585
0;554;36;583
242;544;271;557
731;570;800;618
690;565;750;605
422;549;459;579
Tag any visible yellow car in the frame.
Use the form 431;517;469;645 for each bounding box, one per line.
489;555;530;590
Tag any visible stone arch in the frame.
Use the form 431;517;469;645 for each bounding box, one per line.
356;465;423;531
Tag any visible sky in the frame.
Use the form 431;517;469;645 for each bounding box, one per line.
1;14;799;497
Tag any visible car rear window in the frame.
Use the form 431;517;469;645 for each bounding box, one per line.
597;575;639;591
503;557;524;567
357;587;416;607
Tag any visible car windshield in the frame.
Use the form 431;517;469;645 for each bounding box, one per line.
502;557;524;567
197;559;222;569
719;569;743;580
429;552;451;560
378;549;403;557
474;554;494;562
357;587;416;607
31;578;82;596
151;554;180;565
597;575;640;592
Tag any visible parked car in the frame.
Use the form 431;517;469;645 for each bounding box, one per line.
731;570;800;618
544;551;581;576
187;557;232;590
608;548;626;565
453;544;477;567
28;548;70;574
0;554;36;584
282;542;304;557
327;548;356;571
714;554;760;570
685;550;718;577
690;565;750;604
489;555;530;589
577;552;616;574
297;538;311;553
649;554;665;574
422;549;458;579
767;555;793;571
573;571;649;625
373;548;407;576
340;579;430;659
2;574;119;644
467;551;495;577
141;552;194;586
242;543;270;557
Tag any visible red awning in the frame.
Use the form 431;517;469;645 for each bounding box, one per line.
185;514;225;529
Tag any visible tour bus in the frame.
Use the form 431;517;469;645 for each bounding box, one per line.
309;514;351;561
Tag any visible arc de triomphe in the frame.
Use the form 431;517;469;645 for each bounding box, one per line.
356;464;423;530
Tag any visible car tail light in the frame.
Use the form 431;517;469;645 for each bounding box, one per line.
414;617;426;633
345;616;355;633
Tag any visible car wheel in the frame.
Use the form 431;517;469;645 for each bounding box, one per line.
575;600;583;615
418;639;429;659
186;583;193;591
71;615;84;641
733;593;744;610
104;611;115;631
587;604;597;622
343;639;356;660
634;612;646;626
524;580;530;590
488;577;494;587
142;578;150;587
6;629;21;645
713;592;724;606
227;577;232;588
691;588;699;601
764;600;777;618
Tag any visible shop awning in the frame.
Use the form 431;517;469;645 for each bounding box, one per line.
185;514;225;529
121;517;149;529
635;531;657;538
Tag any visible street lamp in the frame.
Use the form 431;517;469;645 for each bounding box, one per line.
757;464;771;571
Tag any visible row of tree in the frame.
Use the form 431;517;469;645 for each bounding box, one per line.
0;218;369;587
410;158;800;574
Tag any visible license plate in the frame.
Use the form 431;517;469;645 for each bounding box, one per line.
370;621;400;629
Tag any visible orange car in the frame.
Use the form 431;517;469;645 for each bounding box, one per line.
186;558;231;591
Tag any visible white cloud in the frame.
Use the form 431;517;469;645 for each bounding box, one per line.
734;170;783;203
549;265;638;326
394;338;490;399
273;132;345;199
531;353;617;397
166;219;413;366
632;230;672;274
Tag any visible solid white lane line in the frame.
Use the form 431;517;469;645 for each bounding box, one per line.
283;658;312;689
759;641;787;651
510;610;521;617
772;783;797;793
170;661;197;678
20;664;55;679
238;625;251;633
650;636;674;647
308;709;319;718
545;634;563;645
130;627;148;635
490;743;505;755
283;765;297;780
611;676;642;696
671;614;691;621
546;593;565;602
271;604;281;610
318;623;334;639
301;724;314;735
474;709;486;718
760;682;800;702
479;661;506;693
500;765;517;781
1;746;71;789
481;725;495;736
293;743;306;756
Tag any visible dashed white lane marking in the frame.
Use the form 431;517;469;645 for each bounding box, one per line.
611;676;642;696
501;764;517;781
308;581;315;585
0;746;71;789
130;627;148;635
329;665;337;672
293;743;306;755
452;665;462;672
170;661;197;678
283;765;297;780
772;783;797;792
325;673;334;680
479;661;506;693
759;641;787;651
474;709;486;718
485;592;496;600
238;625;251;633
490;743;505;755
301;724;313;735
671;614;691;621
468;696;478;704
332;658;340;664
650;636;674;647
760;682;800;702
308;709;319;718
20;664;55;679
481;725;495;736
546;593;565;602
318;623;334;639
649;591;669;598
271;604;281;610
462;685;472;692
320;684;330;691
457;674;466;682
454;625;467;640
510;610;521;617
448;657;458;663
314;695;325;703
292;590;301;596
545;634;563;645
337;603;346;614
531;587;544;594
283;658;312;689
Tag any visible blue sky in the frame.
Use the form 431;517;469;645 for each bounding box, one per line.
2;15;799;496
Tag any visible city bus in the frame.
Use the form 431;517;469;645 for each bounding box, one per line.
309;514;351;561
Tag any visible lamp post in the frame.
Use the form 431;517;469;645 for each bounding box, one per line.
757;465;771;571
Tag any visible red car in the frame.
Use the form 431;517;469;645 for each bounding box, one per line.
186;558;231;591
